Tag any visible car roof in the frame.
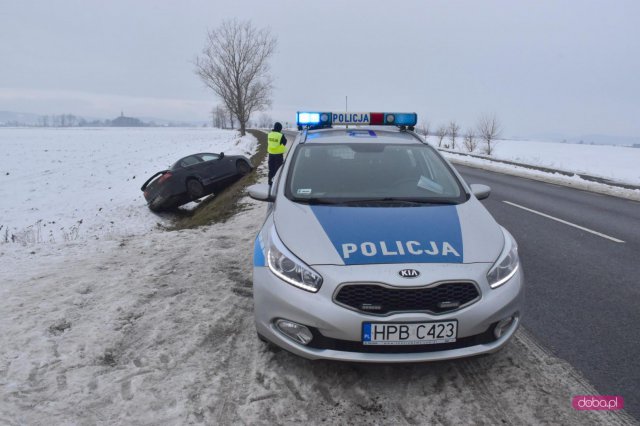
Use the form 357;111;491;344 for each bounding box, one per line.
302;127;424;144
171;152;221;168
175;152;219;161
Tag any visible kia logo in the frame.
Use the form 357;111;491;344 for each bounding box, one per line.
399;269;420;278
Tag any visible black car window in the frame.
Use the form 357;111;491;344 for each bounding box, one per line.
180;156;201;168
200;153;220;162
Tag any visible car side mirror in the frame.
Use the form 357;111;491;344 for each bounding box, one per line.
470;184;491;200
248;183;274;202
219;152;225;159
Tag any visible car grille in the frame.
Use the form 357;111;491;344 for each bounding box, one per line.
334;282;480;315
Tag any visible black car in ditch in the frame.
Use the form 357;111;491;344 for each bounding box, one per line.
141;152;252;211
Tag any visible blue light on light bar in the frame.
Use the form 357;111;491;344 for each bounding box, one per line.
297;112;331;126
385;113;417;126
297;112;320;125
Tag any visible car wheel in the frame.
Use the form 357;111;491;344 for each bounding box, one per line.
237;161;251;176
186;179;205;199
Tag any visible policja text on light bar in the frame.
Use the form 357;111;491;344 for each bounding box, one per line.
296;111;417;127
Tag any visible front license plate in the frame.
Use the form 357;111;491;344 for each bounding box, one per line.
362;320;458;345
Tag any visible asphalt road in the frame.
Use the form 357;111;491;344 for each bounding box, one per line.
455;163;640;420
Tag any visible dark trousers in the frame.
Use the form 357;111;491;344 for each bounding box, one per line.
268;153;283;185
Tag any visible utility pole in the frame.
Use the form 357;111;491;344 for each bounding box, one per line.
345;95;348;129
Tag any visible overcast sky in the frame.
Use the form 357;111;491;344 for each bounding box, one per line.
1;0;638;138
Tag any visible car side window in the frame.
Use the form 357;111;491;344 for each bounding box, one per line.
200;154;220;162
180;156;201;167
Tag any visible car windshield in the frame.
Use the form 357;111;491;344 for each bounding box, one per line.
286;142;466;205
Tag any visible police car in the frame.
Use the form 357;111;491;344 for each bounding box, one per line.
248;111;523;362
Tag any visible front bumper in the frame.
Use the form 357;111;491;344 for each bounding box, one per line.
253;262;524;362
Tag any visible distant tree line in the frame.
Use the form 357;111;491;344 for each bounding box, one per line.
0;114;95;127
0;114;195;128
1;110;278;129
417;114;502;155
209;104;274;130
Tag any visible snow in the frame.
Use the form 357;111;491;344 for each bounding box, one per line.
0;191;631;425
0;128;635;424
442;151;640;201
424;135;640;185
0;127;257;245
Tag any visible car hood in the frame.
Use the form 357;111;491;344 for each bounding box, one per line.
274;197;504;266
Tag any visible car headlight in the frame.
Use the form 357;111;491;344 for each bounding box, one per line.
267;229;323;293
487;228;520;289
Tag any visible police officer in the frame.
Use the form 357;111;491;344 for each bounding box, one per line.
267;122;287;185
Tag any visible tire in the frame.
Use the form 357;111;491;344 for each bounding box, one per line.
237;161;251;176
186;179;205;199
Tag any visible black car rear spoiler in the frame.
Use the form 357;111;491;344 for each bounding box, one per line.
140;170;169;191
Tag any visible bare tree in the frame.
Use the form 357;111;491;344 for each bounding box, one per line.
65;114;77;127
477;114;501;155
211;104;228;128
194;19;276;136
259;112;273;128
448;121;460;150
228;109;235;129
210;108;216;128
436;125;448;148
463;128;478;152
418;120;430;138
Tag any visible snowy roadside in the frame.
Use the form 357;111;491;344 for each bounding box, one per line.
423;135;640;186
1;167;636;425
442;151;640;202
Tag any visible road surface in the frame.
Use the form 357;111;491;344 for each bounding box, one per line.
455;163;640;420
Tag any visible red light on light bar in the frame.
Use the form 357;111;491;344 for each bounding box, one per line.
370;112;384;125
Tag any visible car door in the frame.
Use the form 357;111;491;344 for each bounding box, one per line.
178;155;205;181
199;153;236;183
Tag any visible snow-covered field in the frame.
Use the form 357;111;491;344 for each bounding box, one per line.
425;135;640;185
0;128;257;245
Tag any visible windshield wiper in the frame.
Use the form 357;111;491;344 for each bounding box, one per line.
339;197;459;205
293;197;459;206
292;197;344;205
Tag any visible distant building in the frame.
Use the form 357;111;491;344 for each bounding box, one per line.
111;111;144;127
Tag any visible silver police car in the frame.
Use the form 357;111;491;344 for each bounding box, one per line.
248;111;523;362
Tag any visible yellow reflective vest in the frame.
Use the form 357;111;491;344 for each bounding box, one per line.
267;131;286;155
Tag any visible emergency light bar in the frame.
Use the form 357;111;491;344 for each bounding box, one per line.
296;111;417;127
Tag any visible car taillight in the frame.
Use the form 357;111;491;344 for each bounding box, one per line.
158;172;173;184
